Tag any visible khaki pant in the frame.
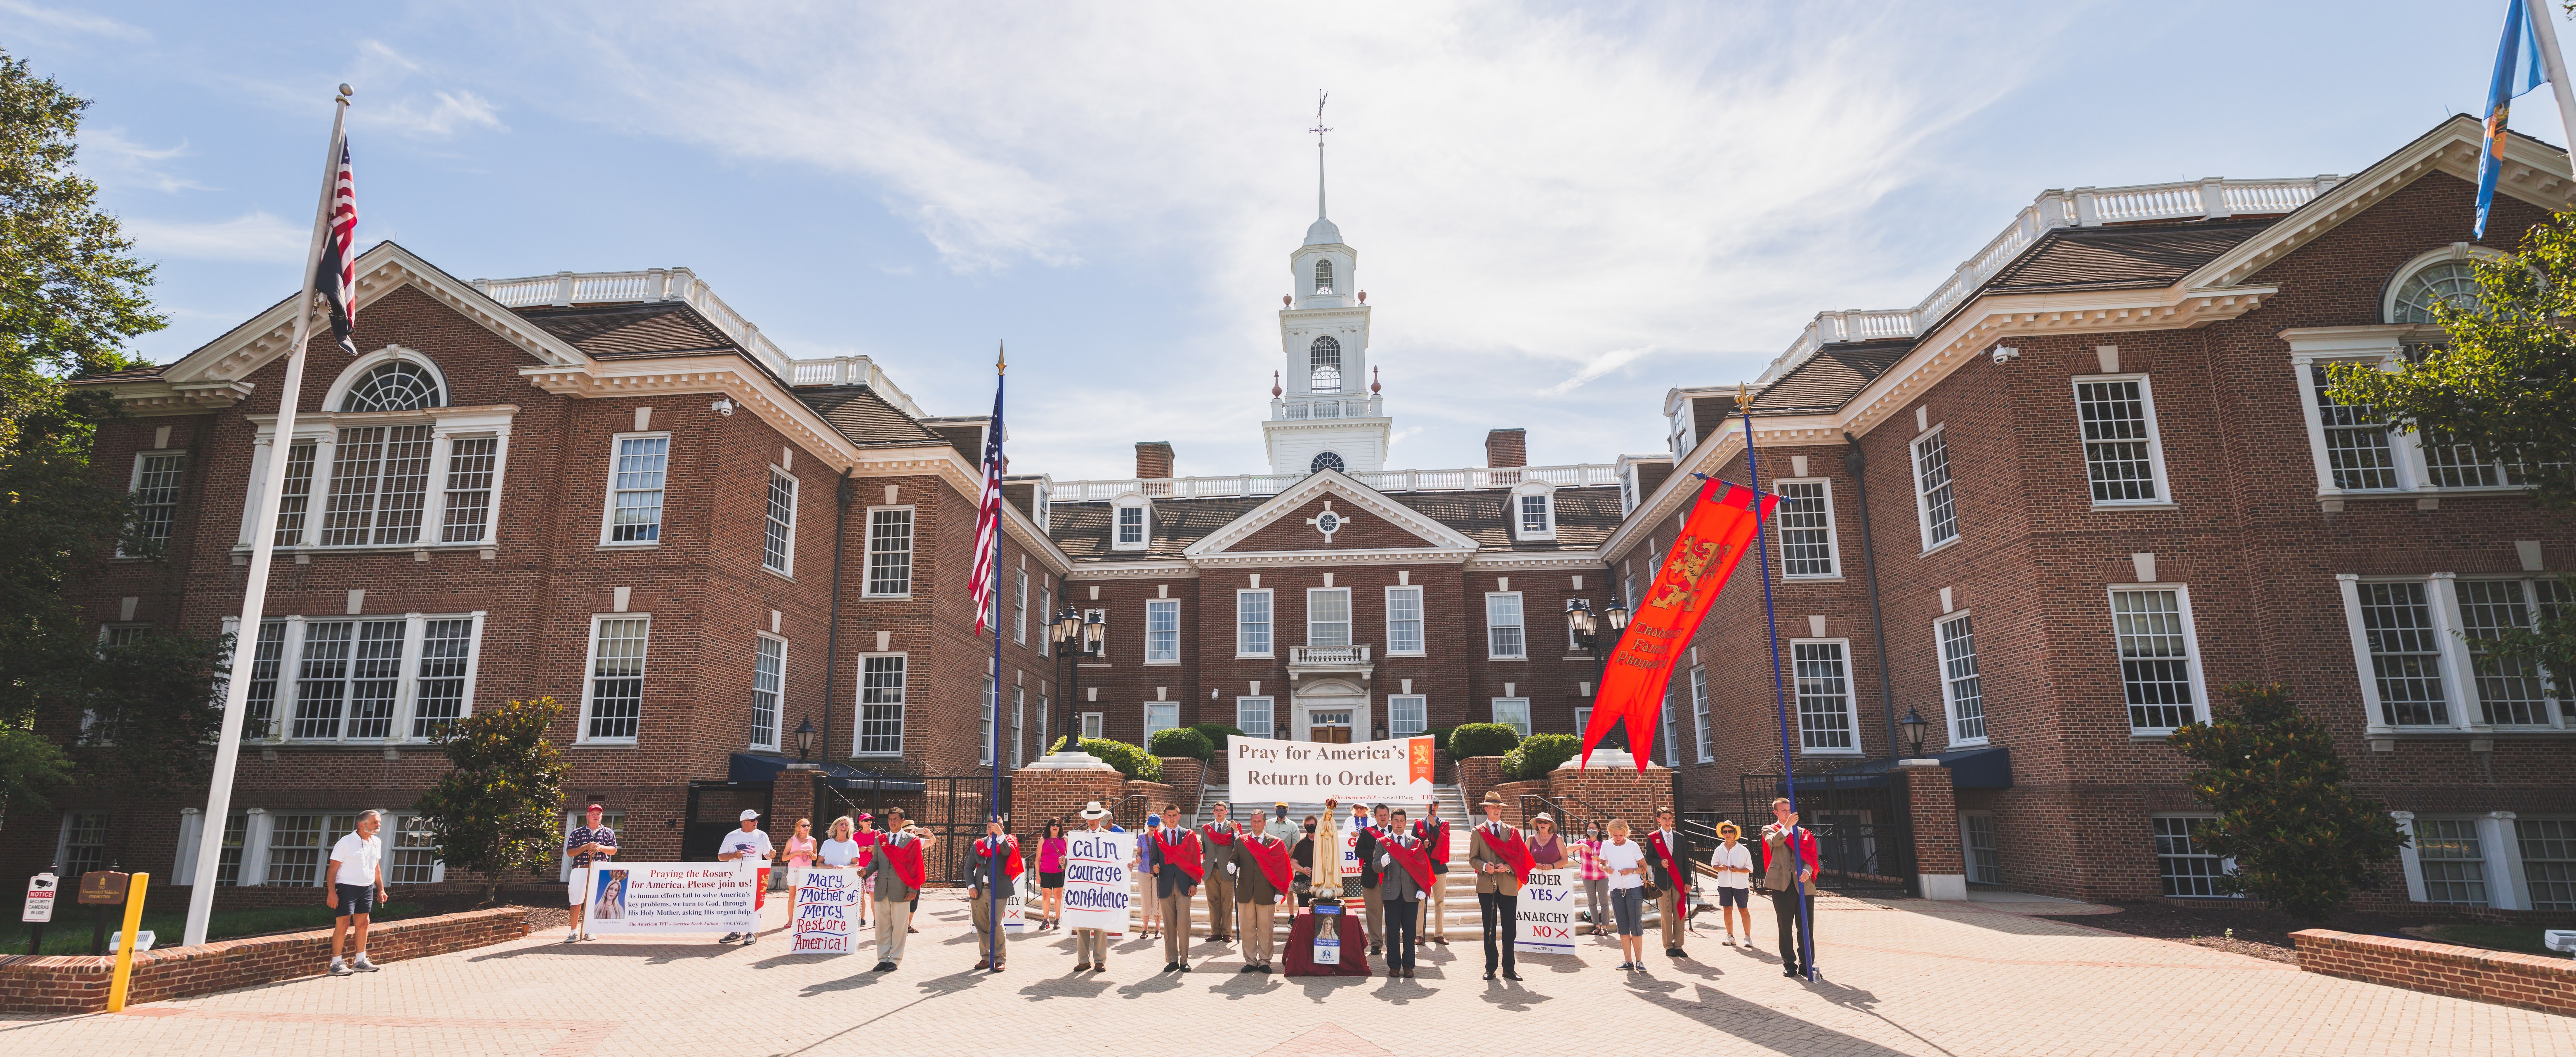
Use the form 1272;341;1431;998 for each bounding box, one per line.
970;891;1007;965
875;897;912;964
1073;928;1111;967
1425;873;1448;939
1203;870;1235;939
1160;888;1193;963
1362;886;1385;947
1238;900;1276;965
1658;888;1686;950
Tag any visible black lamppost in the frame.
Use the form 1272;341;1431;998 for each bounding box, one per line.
1901;708;1930;759
1050;605;1106;760
1567;595;1630;749
794;717;816;764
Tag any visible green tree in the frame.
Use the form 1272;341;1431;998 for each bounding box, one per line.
415;697;569;903
2167;683;2406;920
0;49;167;814
72;629;229;795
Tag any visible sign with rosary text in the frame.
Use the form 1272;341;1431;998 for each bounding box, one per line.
792;868;860;954
1230;735;1437;802
580;862;760;934
1514;868;1578;955
1057;830;1135;935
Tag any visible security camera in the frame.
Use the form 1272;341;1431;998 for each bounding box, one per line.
711;398;736;416
1990;346;2021;366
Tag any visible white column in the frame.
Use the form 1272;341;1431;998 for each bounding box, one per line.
2335;575;2388;735
2425;573;2479;731
2482;811;2526;911
239;809;275;887
2390;811;2426;904
174;808;205;882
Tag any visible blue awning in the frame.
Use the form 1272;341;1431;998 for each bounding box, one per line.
727;753;927;793
1807;746;2013;790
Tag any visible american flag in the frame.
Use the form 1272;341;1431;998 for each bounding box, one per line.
315;141;358;354
969;351;1006;636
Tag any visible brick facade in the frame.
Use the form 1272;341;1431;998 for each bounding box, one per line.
0;907;529;1014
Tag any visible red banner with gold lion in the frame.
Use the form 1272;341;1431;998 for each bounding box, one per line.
1581;478;1776;768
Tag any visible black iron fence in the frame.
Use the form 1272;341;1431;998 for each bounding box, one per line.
816;774;1010;885
1736;771;1914;897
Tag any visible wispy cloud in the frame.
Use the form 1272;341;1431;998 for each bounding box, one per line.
124;212;305;262
82;127;207;193
365;89;507;139
0;0;146;40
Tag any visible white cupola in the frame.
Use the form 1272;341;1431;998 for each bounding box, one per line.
1265;97;1389;477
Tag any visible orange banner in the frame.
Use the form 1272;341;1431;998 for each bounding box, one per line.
1583;479;1777;768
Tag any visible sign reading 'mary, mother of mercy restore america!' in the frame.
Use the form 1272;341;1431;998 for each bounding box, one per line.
1231;736;1436;802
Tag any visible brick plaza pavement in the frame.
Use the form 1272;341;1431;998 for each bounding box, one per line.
2;891;2567;1056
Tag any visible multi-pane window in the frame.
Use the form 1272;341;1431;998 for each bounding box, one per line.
606;435;670;543
2111;589;2201;732
1486;592;1525;659
213;812;248;886
1237;590;1274;656
1388;695;1427;736
1237;697;1274;739
1793;641;1857;752
249;617;477;743
1144;701;1179;741
440;437;500;543
2310;364;2398;490
1309;588;1352;648
322;425;434;546
274;442;317;546
2390;260;2482;323
751;635;784;750
865;509;913;595
125;452;187;554
242;620;288;740
2357;582;2447;727
2414;818;2489;906
2075;379;2164;503
584;617;650;741
1658;693;1680;767
1012;571;1029;646
1689;665;1712;763
1146;599;1180;663
1519;494;1551;536
1035;696;1048;756
1080;713;1103;741
61;813;108;877
980;676;996;766
1310;336;1342;392
1962;814;2001;885
342;361;442;411
291;620;406;740
2420;431;2523;488
410;618;475;736
1012;687;1026;767
1912;428;1958;548
266;814;325;886
762;469;797;574
1115;504;1147;546
1938;613;1985;743
388;815;443;884
1386;586;1424;654
1314;259;1334;294
1491;698;1531;736
858;655;905;756
1039;586;1052;658
2152;816;2231;897
2521;819;2576;912
1776;480;1838;577
2457;580;2551;726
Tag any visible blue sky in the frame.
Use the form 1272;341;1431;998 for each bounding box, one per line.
11;1;2563;481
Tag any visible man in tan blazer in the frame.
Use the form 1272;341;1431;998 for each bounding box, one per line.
1467;791;1529;981
1232;812;1290;972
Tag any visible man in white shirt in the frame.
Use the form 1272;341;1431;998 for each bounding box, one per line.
326;810;387;976
715;809;774;945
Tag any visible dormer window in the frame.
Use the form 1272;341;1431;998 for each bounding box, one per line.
1309;335;1342;393
1511;482;1557;541
1314;258;1334;294
1112;495;1151;551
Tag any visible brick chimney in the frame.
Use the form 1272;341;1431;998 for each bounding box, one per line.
1484;428;1527;469
1135;441;1175;479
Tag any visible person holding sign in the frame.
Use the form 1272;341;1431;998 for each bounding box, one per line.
1234;812;1292;973
969;815;1021;972
714;809;773;946
1150;804;1203;972
1468;792;1534;981
1375;808;1434;978
1198;802;1241;944
1068;801;1129;974
564;803;618;944
859;820;927;972
1644;806;1698;961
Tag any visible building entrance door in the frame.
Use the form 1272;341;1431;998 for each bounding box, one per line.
1310;710;1353;743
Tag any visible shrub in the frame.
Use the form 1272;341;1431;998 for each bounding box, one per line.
1448;723;1521;760
1423;727;1453;755
2168;682;2406;921
1051;736;1163;782
1188;723;1247;753
1503;733;1582;779
1148;727;1215;761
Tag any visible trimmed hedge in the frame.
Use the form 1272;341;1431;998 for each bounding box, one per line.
1049;736;1163;781
1424;727;1454;754
1148;727;1215;761
1449;723;1522;760
1189;723;1247;753
1502;733;1582;779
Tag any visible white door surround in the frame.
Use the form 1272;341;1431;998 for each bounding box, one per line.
1292;680;1371;741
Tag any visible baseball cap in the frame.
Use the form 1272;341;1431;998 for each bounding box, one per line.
738;809;761;821
585;803;603;812
856;812;875;821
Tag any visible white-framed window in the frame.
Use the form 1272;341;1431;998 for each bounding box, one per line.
264;812;326;886
1911;425;1958;550
440;436;500;543
410;617;477;737
1961;812;2001;885
1314;258;1334;295
2339;574;2567;731
1658;692;1680;767
1512;484;1557;541
1012;686;1026;768
274;441;317;547
1237;589;1274;657
1490;698;1531;736
1083;608;1107;658
750;634;785;750
557;808;627;881
387;813;446;884
59;812;108;877
581;615;650;742
1145;599;1180;663
288;620;364;740
1936;612;1986;745
2073;375;2170;505
2521;818;2576;911
1573;705;1592;737
980;674;997;766
124;451;187;555
1038;585;1052;658
1012;570;1029;645
274;614;486;743
1144;701;1179;742
1565;597;1589;651
2388;254;2486;324
2151;816;2233;897
602;433;670;545
2414;817;2491;905
864;507;914;596
1621;568;1636;612
1385;586;1424;655
1237;696;1274;739
856;654;905;756
1309;587;1352;648
238;620;289;740
2110;586;2206;734
1080;712;1104;741
762;467;797;575
1689;665;1712;763
1793;639;1860;754
1112;496;1151;551
321;425;434;546
2307;360;2403;491
1388;694;1427;736
2291;328;2568;498
1775;479;1839;578
1485;592;1526;659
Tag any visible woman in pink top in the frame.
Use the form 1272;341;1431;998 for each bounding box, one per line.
1574;823;1611;936
780;818;818;923
1037;820;1068;929
850;814;882;926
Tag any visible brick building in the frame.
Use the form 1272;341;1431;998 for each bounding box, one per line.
1612;117;2576;911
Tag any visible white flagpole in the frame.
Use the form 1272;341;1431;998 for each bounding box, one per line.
182;85;352;947
2522;0;2576;176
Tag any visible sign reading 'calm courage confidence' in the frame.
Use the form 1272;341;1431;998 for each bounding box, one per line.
1230;735;1436;802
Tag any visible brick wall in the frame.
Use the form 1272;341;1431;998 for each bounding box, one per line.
1547;764;1674;833
1157;757;1208;809
1456;757;1505;813
1010;767;1126;837
1900;764;1962;879
1486;779;1544;827
2290;929;2575;1016
0;906;529;1014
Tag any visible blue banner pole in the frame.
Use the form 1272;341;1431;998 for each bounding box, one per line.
987;346;1009;969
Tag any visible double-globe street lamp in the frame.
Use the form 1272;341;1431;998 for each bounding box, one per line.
1566;595;1631;751
1049;605;1106;761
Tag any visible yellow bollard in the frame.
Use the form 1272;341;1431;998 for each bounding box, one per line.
106;872;149;1013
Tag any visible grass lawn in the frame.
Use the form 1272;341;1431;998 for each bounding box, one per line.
2419;924;2573;958
0;901;427;957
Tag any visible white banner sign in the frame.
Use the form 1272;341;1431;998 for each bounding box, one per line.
1514;868;1579;955
581;862;760;935
1002;873;1030;934
1058;830;1134;935
791;868;861;954
1229;735;1437;802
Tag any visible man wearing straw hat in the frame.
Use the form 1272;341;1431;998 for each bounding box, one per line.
1467;791;1534;981
1069;800;1126;974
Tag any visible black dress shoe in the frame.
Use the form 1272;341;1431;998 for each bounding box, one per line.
1164;961;1179;972
1483;969;1496;980
1502;969;1523;981
1783;968;1801;978
1177;963;1191;972
873;961;896;972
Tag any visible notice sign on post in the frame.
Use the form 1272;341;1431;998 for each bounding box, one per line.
22;873;54;923
78;871;129;906
791;868;859;954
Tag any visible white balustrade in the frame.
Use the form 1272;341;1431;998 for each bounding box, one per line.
1053;462;1616;503
1289;644;1370;666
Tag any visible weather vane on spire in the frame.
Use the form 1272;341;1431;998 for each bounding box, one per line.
1311;90;1332;219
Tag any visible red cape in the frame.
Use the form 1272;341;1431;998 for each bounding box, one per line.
1154;829;1205;882
977;835;1024;880
1239;834;1293;895
1416;819;1452;865
1646;830;1685;888
877;835;926;890
1381;836;1434;892
1479;824;1537;885
1199;822;1238;847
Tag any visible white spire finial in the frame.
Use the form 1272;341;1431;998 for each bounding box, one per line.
1309;90;1331;219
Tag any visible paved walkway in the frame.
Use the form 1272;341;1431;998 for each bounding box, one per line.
2;892;2567;1056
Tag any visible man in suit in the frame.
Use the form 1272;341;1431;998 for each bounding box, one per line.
1467;791;1530;981
1644;805;1698;960
1233;811;1291;973
967;815;1020;973
1762;796;1820;979
1198;802;1241;944
1375;808;1433;978
1149;803;1203;972
1354;803;1389;956
856;819;926;972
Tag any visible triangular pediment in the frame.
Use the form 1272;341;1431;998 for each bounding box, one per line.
1184;471;1479;558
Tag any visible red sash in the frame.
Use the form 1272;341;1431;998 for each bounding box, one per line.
1481;824;1536;885
1647;830;1685;888
1418;819;1452;865
1382;837;1434;892
1200;823;1237;847
1239;834;1293;894
878;835;926;890
978;836;1024;880
1154;830;1205;882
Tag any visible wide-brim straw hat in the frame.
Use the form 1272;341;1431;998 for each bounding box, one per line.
1078;800;1109;819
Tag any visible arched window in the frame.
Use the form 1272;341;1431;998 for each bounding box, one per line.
1310;451;1346;474
1314;258;1334;294
340;361;444;412
1309;335;1342;393
2387;258;2484;325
